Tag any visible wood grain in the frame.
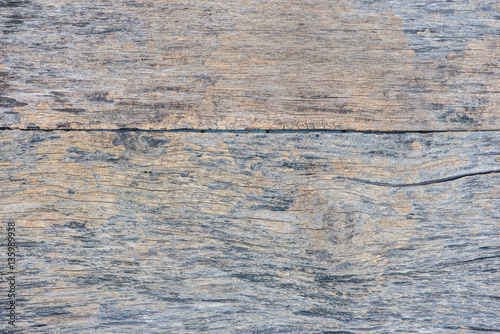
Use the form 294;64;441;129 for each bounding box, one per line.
1;130;499;332
1;0;499;130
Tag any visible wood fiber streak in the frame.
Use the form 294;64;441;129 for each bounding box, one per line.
0;0;499;130
1;131;499;333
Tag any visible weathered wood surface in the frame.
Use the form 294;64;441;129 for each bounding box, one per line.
1;130;499;332
1;0;500;130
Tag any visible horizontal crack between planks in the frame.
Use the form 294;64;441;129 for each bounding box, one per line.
0;127;500;134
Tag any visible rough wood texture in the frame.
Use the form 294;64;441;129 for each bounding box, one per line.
1;0;500;130
1;0;499;332
1;131;499;332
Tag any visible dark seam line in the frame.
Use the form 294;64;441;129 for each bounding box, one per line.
0;127;499;134
335;169;500;187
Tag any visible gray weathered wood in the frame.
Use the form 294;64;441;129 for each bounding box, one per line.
1;131;499;332
1;0;500;130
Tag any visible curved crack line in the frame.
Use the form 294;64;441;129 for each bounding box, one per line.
334;169;500;187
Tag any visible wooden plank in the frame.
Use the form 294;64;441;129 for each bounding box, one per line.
1;130;499;332
1;0;499;130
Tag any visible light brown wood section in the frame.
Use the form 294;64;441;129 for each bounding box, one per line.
1;0;499;130
1;131;499;332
